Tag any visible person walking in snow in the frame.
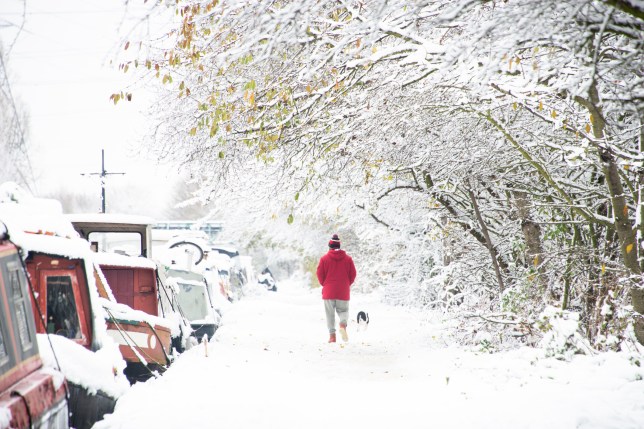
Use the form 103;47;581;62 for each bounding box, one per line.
316;233;357;343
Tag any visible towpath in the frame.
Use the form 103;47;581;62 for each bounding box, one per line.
95;277;644;429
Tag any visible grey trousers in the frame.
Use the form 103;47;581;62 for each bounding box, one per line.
324;299;349;334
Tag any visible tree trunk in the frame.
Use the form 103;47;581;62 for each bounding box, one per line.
513;190;548;294
637;108;644;272
575;84;640;275
467;184;505;295
562;224;580;310
576;82;643;344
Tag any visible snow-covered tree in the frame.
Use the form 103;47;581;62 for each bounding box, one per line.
120;0;644;348
0;46;33;189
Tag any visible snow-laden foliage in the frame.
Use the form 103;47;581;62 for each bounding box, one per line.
120;0;644;349
0;48;33;188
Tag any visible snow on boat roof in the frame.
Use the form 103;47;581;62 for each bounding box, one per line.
92;251;158;270
0;202;79;238
11;231;93;259
100;297;175;331
66;213;156;226
0;200;92;259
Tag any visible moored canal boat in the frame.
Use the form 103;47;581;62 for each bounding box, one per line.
0;223;69;429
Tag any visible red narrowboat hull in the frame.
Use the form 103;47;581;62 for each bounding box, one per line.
104;318;171;366
0;369;68;429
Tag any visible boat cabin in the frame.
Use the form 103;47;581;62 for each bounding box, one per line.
25;253;95;349
67;214;160;316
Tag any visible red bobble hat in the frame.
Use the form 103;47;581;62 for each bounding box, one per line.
328;233;341;249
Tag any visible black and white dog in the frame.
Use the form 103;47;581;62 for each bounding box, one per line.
356;311;369;331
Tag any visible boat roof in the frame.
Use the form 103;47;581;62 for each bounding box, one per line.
93;252;158;270
66;213;156;228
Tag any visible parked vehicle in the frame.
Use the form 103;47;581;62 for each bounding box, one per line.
67;214;191;381
0;223;69;429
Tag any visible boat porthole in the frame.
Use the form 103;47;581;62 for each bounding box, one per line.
148;333;157;350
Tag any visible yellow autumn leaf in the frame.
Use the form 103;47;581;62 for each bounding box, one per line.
624;164;630;171
512;102;517;110
306;84;312;94
189;127;197;136
538;101;543;110
627;243;634;254
589;113;594;123
551;110;557;119
585;124;591;133
601;263;606;274
533;255;539;266
372;46;377;54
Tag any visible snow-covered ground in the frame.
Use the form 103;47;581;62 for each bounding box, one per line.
95;277;644;429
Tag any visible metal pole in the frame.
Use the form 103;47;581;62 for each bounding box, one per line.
81;150;125;214
101;149;106;213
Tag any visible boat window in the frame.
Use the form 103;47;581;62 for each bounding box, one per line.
8;263;33;350
0;321;8;362
46;276;82;340
176;282;210;322
88;232;143;256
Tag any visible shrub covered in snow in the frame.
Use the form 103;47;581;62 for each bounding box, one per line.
537;306;590;360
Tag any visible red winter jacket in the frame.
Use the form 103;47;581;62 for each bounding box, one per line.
316;249;357;300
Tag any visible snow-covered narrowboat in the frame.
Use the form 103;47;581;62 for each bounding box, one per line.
0;224;69;429
0;187;131;428
67;214;191;380
165;268;220;343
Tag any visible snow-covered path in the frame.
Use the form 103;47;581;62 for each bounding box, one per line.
95;278;644;429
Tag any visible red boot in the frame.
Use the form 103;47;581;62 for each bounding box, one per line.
328;333;336;343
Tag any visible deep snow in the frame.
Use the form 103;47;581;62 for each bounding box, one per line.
94;276;644;429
